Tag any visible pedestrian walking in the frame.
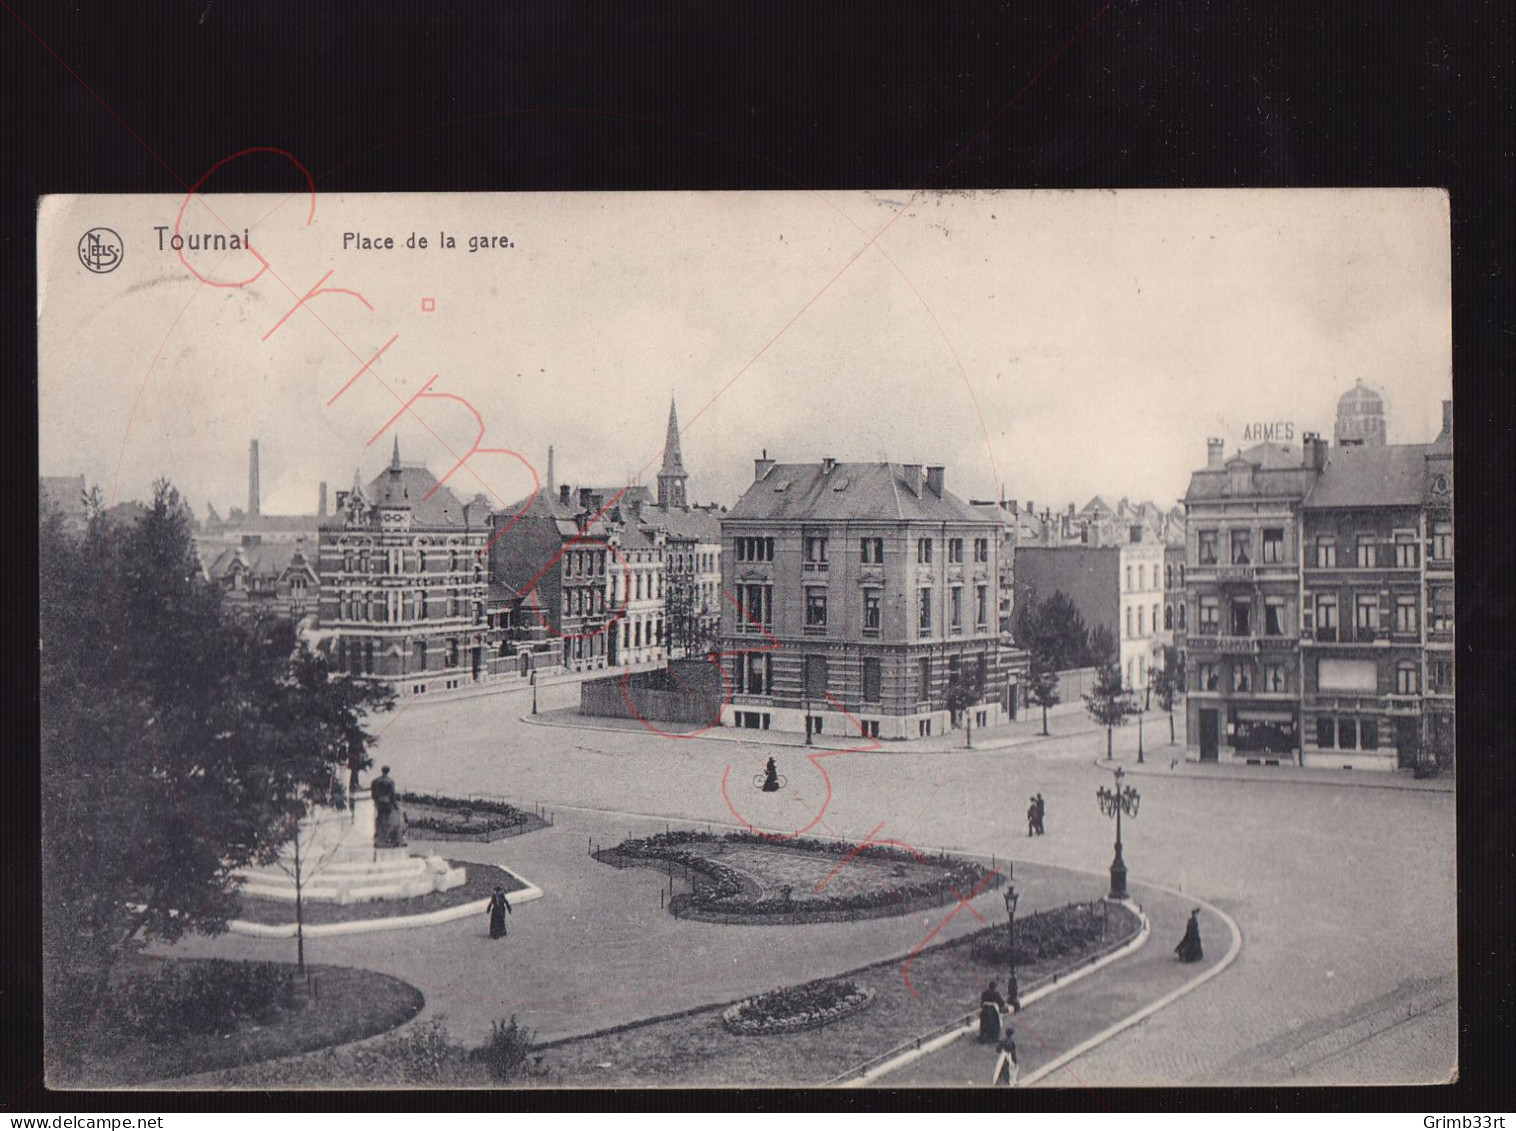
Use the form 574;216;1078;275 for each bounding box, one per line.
1034;793;1046;836
1026;797;1037;837
487;885;512;939
992;1031;1019;1087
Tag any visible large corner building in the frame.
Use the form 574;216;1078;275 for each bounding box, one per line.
1181;386;1454;772
719;457;1015;740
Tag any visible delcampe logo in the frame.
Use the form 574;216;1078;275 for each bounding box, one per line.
77;227;123;274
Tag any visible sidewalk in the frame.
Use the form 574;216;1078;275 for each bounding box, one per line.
521;699;1104;755
868;878;1231;1088
1096;755;1455;794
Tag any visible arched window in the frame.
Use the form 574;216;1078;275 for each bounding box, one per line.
1164;604;1174;630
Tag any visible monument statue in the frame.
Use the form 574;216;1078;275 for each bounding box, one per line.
371;764;407;848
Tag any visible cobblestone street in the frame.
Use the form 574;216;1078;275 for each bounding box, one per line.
183;681;1456;1086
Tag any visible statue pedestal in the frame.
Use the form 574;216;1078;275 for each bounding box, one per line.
237;787;466;905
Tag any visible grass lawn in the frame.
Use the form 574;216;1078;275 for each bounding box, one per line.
711;843;951;903
52;961;425;1088
532;902;1141;1088
234;861;527;926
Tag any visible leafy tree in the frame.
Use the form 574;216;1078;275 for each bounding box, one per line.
1151;648;1182;744
1015;589;1091;674
1086;623;1117;669
1083;660;1134;760
40;481;393;1059
1027;654;1061;736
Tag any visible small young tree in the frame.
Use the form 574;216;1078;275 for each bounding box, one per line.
1084;661;1134;760
946;672;983;749
1151;651;1181;744
1027;653;1061;736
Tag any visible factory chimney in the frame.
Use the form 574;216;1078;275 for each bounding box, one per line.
248;440;261;517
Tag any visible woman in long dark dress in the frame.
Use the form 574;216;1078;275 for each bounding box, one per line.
487;885;512;939
1175;908;1203;962
978;981;1005;1042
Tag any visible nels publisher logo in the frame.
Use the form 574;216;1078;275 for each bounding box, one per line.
77;227;124;274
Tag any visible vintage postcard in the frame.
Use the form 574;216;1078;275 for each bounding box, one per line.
37;187;1455;1090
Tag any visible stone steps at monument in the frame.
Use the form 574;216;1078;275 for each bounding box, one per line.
233;786;467;904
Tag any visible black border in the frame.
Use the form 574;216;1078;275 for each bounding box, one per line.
6;0;1511;1115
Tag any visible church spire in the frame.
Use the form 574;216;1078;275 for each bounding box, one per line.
657;397;688;509
390;434;402;472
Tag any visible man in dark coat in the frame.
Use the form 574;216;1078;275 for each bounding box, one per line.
1034;793;1046;836
1175;908;1204;962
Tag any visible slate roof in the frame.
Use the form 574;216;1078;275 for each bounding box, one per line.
726;462;992;524
1304;443;1431;509
206;540;317;580
1184;443;1320;504
638;504;722;542
362;462;481;528
493;486;618;539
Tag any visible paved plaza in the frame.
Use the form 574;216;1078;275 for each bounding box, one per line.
172;680;1457;1086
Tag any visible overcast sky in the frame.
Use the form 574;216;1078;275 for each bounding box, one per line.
39;189;1450;517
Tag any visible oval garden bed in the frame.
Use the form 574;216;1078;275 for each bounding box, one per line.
723;978;876;1036
402;793;552;841
595;830;990;925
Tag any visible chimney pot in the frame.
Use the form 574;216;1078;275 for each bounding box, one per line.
1441;400;1453;437
559;484;571;506
754;454;776;481
822;457;837;474
925;465;945;496
1206;437;1225;469
902;464;924;496
318;481;328;518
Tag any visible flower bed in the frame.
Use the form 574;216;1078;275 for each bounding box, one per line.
594;830;990;924
401;793;549;841
958;899;1136;965
722;978;876;1036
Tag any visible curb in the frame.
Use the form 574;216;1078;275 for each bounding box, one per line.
1092;757;1455;794
840;898;1153;1087
226;869;544;939
520;709;1107;755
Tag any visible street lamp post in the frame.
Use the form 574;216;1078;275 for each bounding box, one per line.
1095;764;1141;900
1002;872;1021;1011
1135;684;1145;764
804;696;813;746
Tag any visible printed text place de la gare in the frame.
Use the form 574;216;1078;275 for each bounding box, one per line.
342;231;515;252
